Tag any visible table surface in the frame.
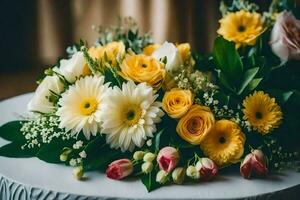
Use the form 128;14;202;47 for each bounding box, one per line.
1;93;300;200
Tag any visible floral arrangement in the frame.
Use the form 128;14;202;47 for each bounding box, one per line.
0;0;300;192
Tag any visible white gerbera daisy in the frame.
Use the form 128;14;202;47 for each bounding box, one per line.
101;81;164;152
57;75;109;139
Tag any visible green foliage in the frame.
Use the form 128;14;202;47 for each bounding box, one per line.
0;141;38;158
103;67;123;87
95;17;153;53
154;129;164;152
81;46;102;75
213;37;243;82
83;136;123;171
213;37;262;96
237;67;259;95
36;139;75;163
220;0;259;16
141;169;161;192
267;89;295;106
0;121;38;158
0;121;25;142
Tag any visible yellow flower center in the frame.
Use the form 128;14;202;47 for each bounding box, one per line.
124;105;142;126
80;98;97;115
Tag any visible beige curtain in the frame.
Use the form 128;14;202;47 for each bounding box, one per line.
35;0;219;66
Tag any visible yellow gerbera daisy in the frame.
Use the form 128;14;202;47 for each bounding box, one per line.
217;10;264;48
200;120;245;166
243;91;283;135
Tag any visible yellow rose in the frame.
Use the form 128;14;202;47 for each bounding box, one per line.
143;44;161;56
102;41;126;66
88;42;125;67
162;89;193;118
120;54;165;89
176;105;215;145
88;46;104;60
177;43;191;61
176;43;195;66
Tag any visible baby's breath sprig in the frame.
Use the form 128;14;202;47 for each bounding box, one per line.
174;69;217;95
20;115;73;149
263;137;300;171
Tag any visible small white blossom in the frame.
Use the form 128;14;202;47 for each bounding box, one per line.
79;151;87;158
73;141;83;149
69;159;77;167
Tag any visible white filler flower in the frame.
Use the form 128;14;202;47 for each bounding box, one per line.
27;75;64;113
57;76;109;139
101;81;164;152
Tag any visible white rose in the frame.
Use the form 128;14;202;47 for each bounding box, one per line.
152;42;183;75
270;11;300;63
54;52;87;83
27;75;64;113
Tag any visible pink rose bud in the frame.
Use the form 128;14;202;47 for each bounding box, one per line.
270;11;300;63
157;146;180;173
195;157;218;181
106;159;133;180
240;149;268;179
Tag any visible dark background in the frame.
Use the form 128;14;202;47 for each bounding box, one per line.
0;0;298;100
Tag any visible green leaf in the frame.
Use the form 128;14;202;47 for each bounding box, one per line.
154;129;164;152
83;135;105;153
83;136;120;171
0;142;37;158
244;78;263;93
83;148;120;171
141;171;161;192
218;73;236;93
267;90;295;106
213;37;243;83
36;139;74;163
214;91;230;105
103;67;122;87
0;121;25;142
237;67;259;95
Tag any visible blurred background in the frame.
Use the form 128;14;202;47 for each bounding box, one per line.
0;0;296;100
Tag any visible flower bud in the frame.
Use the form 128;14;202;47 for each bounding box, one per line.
143;152;156;162
141;162;154;174
72;166;84;180
240;149;268;179
156;170;169;184
59;148;72;162
172;167;185;184
106;159;133;180
186;166;200;179
157;147;180;172
195;158;218;181
133;151;145;161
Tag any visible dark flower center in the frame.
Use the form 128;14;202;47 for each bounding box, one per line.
84;102;91;108
238;25;246;32
219;136;226;144
255;112;263;119
127;110;136;120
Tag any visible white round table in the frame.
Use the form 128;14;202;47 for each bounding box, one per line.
0;93;300;200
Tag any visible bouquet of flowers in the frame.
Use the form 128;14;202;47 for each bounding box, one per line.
0;0;299;192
